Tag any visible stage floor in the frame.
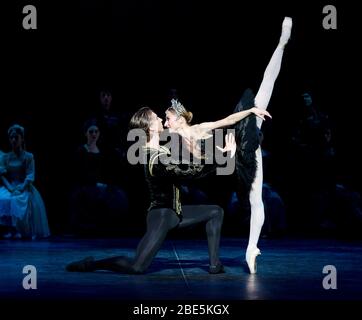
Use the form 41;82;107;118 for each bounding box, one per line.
1;237;361;300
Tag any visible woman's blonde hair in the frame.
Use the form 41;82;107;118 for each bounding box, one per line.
167;99;193;124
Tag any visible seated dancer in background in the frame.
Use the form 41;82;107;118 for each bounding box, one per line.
164;17;292;273
0;124;50;240
66;107;236;274
69;119;129;235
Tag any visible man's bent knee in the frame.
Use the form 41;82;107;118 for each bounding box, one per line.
211;205;224;219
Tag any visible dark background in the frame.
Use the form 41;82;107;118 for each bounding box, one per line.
2;1;359;235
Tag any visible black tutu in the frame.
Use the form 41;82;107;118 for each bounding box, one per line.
233;88;261;200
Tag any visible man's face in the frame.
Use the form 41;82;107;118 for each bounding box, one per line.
149;112;164;135
100;91;112;110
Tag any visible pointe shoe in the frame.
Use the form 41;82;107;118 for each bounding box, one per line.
246;248;261;274
279;17;293;47
66;256;95;272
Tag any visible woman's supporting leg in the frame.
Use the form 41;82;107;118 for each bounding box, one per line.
246;147;264;273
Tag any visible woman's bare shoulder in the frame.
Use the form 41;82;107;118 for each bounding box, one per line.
190;124;213;140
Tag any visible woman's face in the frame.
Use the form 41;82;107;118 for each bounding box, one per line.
86;125;100;143
164;110;182;131
9;132;23;149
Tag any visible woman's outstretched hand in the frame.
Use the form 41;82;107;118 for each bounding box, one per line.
216;133;236;158
251;107;272;121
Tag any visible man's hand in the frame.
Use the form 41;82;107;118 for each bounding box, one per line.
216;133;236;158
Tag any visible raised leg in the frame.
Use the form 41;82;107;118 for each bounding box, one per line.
254;17;292;127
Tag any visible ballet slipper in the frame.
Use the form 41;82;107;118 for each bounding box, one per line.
209;262;225;274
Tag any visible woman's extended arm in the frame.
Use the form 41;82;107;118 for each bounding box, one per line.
196;107;271;133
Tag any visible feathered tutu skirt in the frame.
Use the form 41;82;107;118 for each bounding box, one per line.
233;89;261;201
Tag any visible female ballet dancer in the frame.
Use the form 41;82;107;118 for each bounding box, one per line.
164;17;292;273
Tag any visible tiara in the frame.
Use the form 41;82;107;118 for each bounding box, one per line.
170;99;187;117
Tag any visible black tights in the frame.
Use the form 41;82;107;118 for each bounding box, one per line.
89;205;224;274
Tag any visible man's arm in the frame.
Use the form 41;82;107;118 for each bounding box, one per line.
149;148;206;179
149;134;236;179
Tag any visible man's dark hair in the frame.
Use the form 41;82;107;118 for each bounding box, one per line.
129;107;154;142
